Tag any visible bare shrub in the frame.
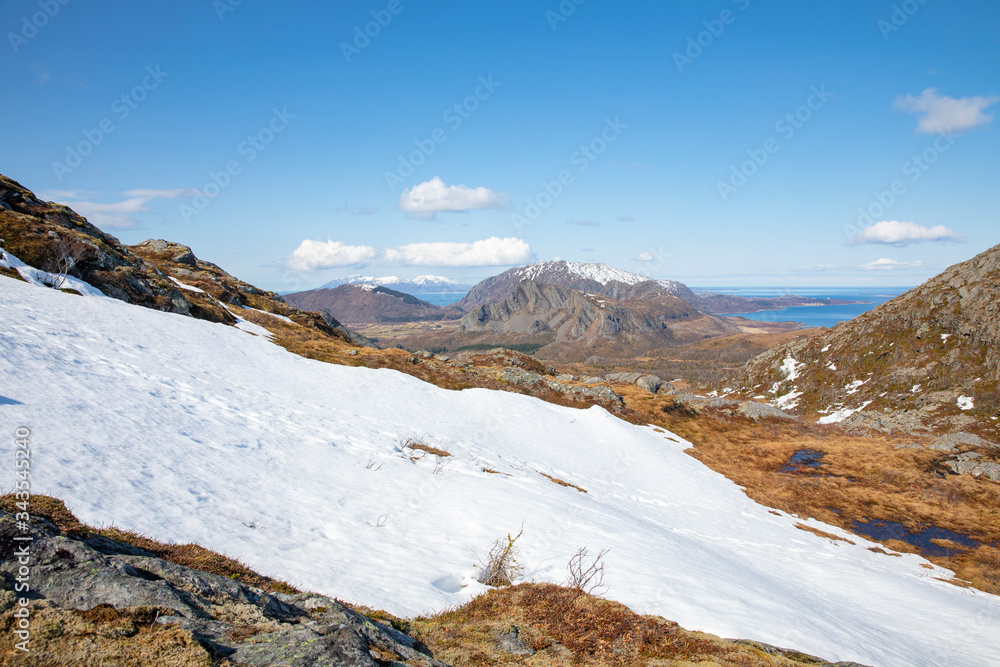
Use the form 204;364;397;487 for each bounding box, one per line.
566;547;609;595
40;236;88;289
474;525;525;587
365;454;382;471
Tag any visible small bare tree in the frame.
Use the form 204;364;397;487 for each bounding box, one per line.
40;237;88;289
474;525;525;587
566;547;609;595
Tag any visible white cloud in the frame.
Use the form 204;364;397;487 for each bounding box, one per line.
286;237;532;271
286;241;379;271
894;88;999;133
123;188;196;199
398;177;508;218
862;258;924;271
635;251;655;261
849;220;963;246
384;237;531;267
41;189;196;229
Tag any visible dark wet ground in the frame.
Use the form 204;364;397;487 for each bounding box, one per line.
850;518;981;557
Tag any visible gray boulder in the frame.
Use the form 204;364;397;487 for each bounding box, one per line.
636;375;662;393
945;452;1000;482
737;401;795;421
0;511;449;666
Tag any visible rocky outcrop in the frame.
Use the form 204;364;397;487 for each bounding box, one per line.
0;176;206;319
727;244;1000;433
0;175;375;350
0;509;445;666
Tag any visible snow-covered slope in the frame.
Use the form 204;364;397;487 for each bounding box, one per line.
2;276;998;667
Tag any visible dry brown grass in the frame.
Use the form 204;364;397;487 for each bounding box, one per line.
0;495;298;595
410;583;828;667
612;386;1000;595
408;442;453;458
538;472;587;494
794;523;855;544
0;603;214;667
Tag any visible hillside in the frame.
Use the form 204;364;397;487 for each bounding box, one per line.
2;497;880;667
727;243;1000;436
0;174;374;349
283;283;463;324
3;276;999;666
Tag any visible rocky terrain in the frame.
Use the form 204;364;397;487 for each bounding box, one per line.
282;283;463;324
0;175;374;349
726;243;1000;438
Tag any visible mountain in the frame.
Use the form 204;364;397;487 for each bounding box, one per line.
727;243;1000;434
454;260;860;316
2;274;996;667
282;283;463;324
0;174;375;348
401;279;756;366
454;261;696;311
321;273;472;295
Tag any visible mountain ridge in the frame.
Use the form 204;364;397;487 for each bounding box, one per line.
727;243;1000;435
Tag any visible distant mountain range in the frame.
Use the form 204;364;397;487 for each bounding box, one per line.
282;283;462;324
321;274;472;294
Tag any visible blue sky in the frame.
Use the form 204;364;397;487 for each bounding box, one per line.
3;0;998;291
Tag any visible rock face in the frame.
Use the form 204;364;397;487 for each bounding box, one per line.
0;176;205;319
283;283;462;324
0;509;446;666
454;261;696;312
460;279;736;345
727;244;1000;434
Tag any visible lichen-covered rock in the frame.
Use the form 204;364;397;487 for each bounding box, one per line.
0;510;448;666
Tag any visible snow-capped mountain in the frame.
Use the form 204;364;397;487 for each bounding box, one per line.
3;273;999;667
321;274;472;294
455;261;697;311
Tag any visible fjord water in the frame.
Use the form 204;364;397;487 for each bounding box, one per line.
419;291;468;306
712;286;911;328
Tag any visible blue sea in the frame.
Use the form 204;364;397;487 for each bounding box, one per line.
419;292;467;307
708;286;912;328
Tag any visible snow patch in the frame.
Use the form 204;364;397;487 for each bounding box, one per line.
780;355;805;382
0;250;106;297
911;384;921;394
845;379;868;395
774;388;803;410
957;396;974;411
817;400;873;425
169;277;205;293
